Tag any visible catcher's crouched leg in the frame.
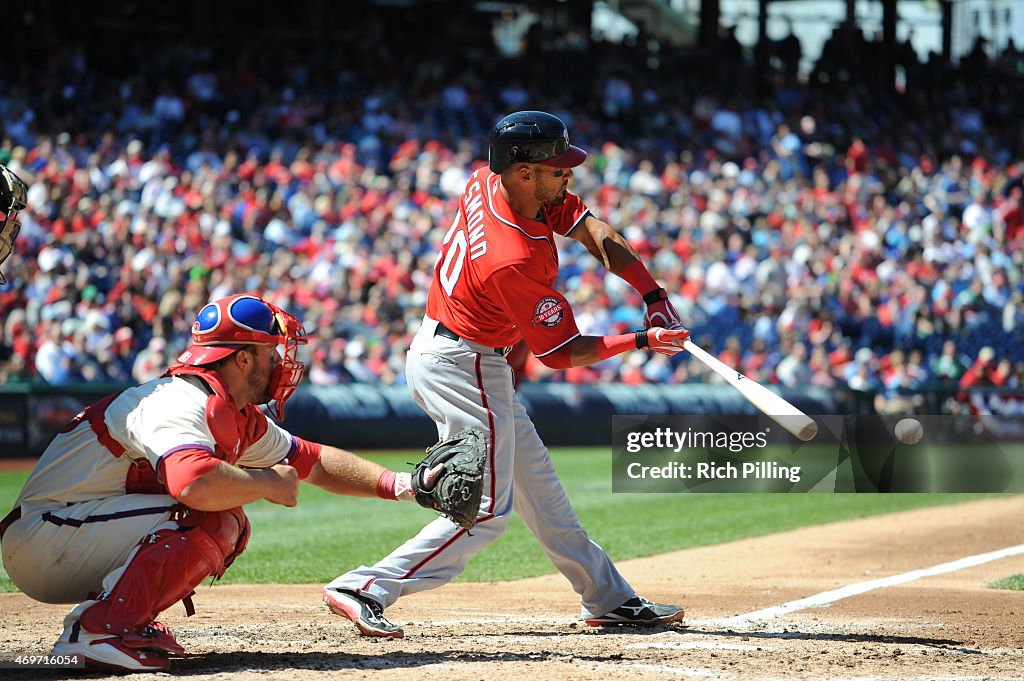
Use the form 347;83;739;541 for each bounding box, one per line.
73;507;249;657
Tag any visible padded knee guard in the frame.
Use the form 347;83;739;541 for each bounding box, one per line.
79;507;250;638
179;506;250;577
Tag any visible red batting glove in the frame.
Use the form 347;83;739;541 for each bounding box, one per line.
643;288;684;329
636;327;691;356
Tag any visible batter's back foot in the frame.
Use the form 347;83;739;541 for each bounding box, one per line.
323;588;404;638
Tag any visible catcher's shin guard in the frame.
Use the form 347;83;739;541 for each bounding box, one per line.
78;507;249;642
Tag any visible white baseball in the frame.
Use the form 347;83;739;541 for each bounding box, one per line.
894;418;923;445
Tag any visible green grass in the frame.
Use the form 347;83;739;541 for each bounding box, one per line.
989;574;1024;590
0;449;1003;592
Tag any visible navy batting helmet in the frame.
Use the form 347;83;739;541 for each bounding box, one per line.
488;111;587;174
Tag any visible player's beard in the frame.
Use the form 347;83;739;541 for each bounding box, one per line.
248;358;274;405
536;182;568;206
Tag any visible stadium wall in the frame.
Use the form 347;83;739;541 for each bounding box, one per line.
1;383;838;456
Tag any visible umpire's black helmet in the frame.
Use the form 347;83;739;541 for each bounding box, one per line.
488;110;587;174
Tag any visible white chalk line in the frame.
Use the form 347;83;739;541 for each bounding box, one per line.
603;663;1007;681
603;664;999;681
421;615;578;626
625;641;758;652
322;543;1024;653
417;542;1024;648
593;661;718;677
717;543;1024;628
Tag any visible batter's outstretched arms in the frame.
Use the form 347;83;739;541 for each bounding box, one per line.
569;214;683;330
489;261;689;370
487;210;689;370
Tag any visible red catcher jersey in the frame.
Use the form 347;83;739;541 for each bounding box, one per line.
426;168;590;359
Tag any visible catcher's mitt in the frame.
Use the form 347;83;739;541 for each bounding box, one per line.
412;428;486;529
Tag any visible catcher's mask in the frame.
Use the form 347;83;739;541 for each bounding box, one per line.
0;164;28;285
177;294;308;419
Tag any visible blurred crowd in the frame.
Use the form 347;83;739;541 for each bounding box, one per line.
1;16;1023;414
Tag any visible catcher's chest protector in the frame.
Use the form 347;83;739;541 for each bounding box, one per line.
164;365;269;463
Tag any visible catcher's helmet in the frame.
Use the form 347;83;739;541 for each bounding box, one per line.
0;164;28;285
176;294;309;419
178;294;306;366
488;110;587;174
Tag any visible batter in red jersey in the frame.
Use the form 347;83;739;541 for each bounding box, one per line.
427;164;588;355
325;111;689;636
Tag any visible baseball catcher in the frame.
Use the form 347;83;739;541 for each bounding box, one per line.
0;163;27;285
412;428;487;529
0;294;453;672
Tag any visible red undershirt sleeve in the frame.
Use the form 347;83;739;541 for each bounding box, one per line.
619;259;659;296
282;437;322;480
160;447;221;500
161;437;323;501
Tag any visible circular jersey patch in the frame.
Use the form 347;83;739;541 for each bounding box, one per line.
531;296;566;327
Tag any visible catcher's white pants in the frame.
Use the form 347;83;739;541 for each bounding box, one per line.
326;316;634;618
2;494;179;603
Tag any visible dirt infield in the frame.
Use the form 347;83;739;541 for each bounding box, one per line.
0;459;36;472
3;497;1023;680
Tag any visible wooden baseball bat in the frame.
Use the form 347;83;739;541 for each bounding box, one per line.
682;339;818;442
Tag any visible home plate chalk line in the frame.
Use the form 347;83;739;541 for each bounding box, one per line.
422;544;1024;631
716;543;1024;627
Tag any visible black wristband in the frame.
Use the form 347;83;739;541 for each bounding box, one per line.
635;330;649;349
643;288;667;305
